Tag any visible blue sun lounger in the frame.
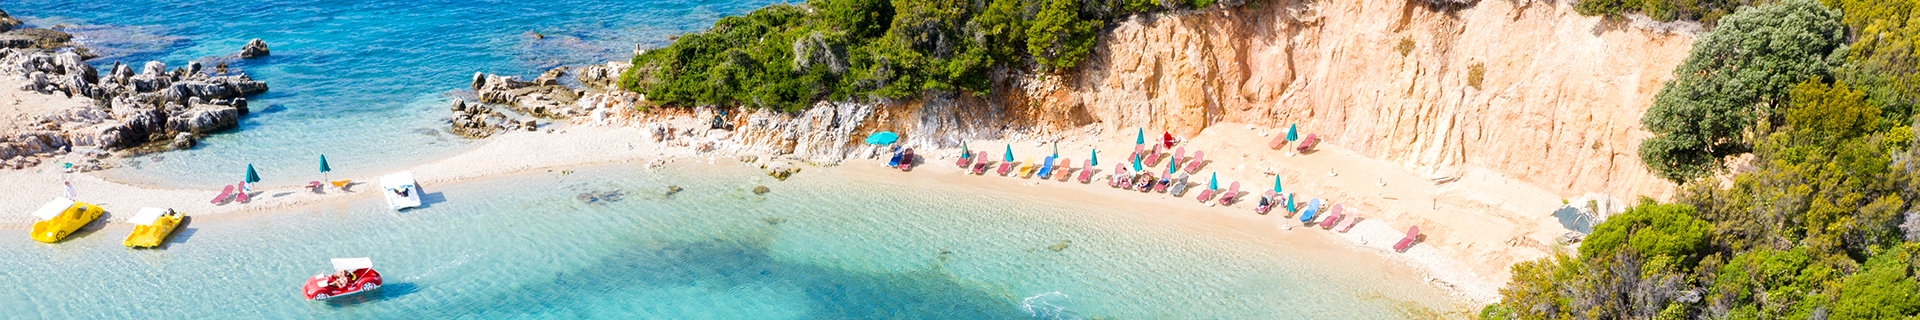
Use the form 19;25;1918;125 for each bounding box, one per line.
1299;198;1322;223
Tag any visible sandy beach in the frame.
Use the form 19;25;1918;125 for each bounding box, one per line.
3;105;1580;305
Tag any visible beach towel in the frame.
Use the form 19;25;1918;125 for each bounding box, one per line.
1394;226;1421;252
1321;204;1344;229
332;180;352;188
1220;181;1240;205
1184;151;1205;173
212;185;234;204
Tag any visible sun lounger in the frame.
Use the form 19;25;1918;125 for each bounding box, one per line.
1144;144;1161;166
1269;133;1288;150
212;185;234;204
1170;147;1185;168
1110;164;1128;187
1184;151;1205;173
1196;187;1216;203
236;187;251;203
972;152;990;175
1154;175;1171;192
1254;191;1277;214
1299;198;1322;222
998;159;1015;176
1220;182;1241;204
332;180;352;188
1019;156;1038;178
1055;158;1073;181
1038;156;1056;179
1338;212;1361;232
1394;226;1421;252
957;152;972;168
1297;134;1319;152
898;148;915;171
1135;173;1154;192
1169;173;1191;196
1321;204;1344;229
1133;144;1144;158
1077;159;1094;183
888;150;904;167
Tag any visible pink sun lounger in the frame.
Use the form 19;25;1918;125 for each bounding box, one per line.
1321;204;1344;229
1269;134;1288;150
998;159;1015;176
1144;143;1161;166
1171;147;1184;166
236;186;251;203
1110;164;1128;188
1056;158;1074;182
1196;187;1216;203
1394;226;1422;252
1339;212;1361;232
956;152;972;168
971;152;989;175
1077;159;1094;183
1219;181;1240;205
212;184;234;204
1297;134;1320;153
1184;151;1205;173
1254;190;1277;214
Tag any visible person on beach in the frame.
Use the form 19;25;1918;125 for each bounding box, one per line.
63;181;76;200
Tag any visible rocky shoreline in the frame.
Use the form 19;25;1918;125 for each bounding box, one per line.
0;8;270;171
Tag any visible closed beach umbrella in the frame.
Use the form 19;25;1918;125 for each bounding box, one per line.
1286;124;1298;141
864;132;899;145
1135;128;1145;145
1286;193;1296;212
960;142;969;158
1004;145;1015;162
1208;173;1218;190
319;155;333;181
1090;149;1099;166
1273;176;1282;193
1131;153;1142;172
245;164;261;183
1052;142;1058;157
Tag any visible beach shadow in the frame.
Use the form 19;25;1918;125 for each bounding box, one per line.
271;192;293;198
324;282;419;307
418;191;447;208
1299;148;1321;155
164;222;197;248
1395;235;1428;253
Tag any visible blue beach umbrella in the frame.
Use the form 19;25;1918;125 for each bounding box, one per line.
864;132;899;145
1090;149;1099;166
1273;176;1282;193
1135;128;1145;145
1208;172;1218;190
1286;124;1298;142
1004;145;1014;162
1286;193;1296;212
245;164;261;184
319;155;333;181
1168;158;1178;174
960;142;969;158
1131;153;1142;172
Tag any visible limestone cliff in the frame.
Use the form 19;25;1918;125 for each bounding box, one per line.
617;0;1692;201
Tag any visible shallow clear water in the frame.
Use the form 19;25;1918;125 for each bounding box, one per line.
10;0;778;188
0;164;1456;319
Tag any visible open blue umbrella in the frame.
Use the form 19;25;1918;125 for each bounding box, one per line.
864;132;899;145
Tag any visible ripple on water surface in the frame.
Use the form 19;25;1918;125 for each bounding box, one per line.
0;164;1459;319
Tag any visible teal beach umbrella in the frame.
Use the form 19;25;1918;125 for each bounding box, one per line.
1286;193;1296;212
864;132;899;145
319;155;333;181
1004;145;1014;162
1273;176;1282;193
245;164;261;183
1051;142;1058;157
1089;149;1099;166
1168;159;1178;174
1208;173;1218;190
1131;153;1142;172
1135;128;1144;145
1286;124;1298;141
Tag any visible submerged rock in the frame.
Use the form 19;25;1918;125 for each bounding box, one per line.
752;186;769;195
238;38;269;58
664;185;684;197
1047;240;1071;252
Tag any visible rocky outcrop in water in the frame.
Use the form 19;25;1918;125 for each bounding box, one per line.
238;38;269;58
576;61;629;89
447;99;536;138
0;36;271;166
0;9;22;33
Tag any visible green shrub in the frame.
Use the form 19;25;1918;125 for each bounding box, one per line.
1396;37;1414;56
1467;62;1485;89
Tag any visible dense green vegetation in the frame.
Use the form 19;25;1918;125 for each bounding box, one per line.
1572;0;1770;26
1486;0;1920;318
618;0;1228;111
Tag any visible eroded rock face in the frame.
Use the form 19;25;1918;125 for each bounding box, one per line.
238;38;269;58
576;61;630;89
472;69;582;118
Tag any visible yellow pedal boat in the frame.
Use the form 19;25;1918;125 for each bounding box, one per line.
123;207;184;248
30;197;103;243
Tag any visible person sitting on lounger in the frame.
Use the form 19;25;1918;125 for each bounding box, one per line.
329;270;352;288
394;188;409;197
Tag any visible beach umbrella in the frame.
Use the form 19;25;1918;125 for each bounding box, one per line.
864;132;899;145
1135;128;1145;145
1208;173;1218;190
1089;149;1099;166
1273;176;1282;193
1286;124;1298;141
960;142;969;159
1286;193;1296;212
245;164;261;184
1131;153;1142;172
1051;142;1058;157
319;155;333;181
1168;158;1178;174
1004;145;1014;162
1162;131;1175;148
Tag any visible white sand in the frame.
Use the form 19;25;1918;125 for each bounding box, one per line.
1;115;1572;305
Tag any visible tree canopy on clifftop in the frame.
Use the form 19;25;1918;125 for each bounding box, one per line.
617;0;1224;111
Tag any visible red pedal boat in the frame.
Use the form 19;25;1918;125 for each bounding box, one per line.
303;257;383;300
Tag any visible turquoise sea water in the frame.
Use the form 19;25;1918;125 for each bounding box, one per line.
4;1;1462;318
13;0;779;188
1;164;1457;319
